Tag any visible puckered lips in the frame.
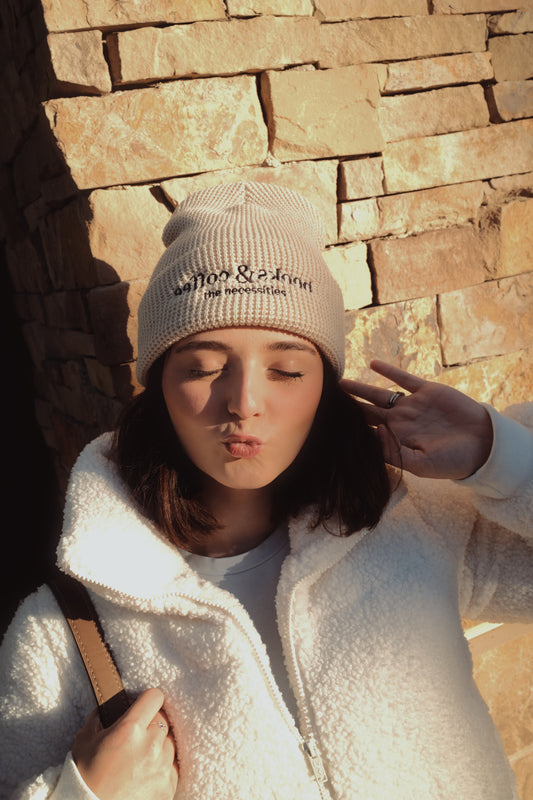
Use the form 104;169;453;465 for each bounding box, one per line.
223;434;263;459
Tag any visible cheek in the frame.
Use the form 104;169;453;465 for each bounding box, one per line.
163;380;210;429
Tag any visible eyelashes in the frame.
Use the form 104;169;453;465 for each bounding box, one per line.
186;368;304;381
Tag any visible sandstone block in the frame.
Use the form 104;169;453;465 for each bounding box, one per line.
261;66;384;161
378;182;485;238
343;296;441;384
500;198;533;278
488;80;533;121
38;200;95;290
489;10;533;34
439;273;533;364
323;242;372;309
383;119;533;193
438;349;533;409
20;293;46;324
43;77;268;190
47;31;111;95
110;17;319;84
87;186;170;284
339;198;380;241
434;0;533;12
84;359;142;401
489;172;533;199
341;183;485;243
5;237;50;294
339;157;383;200
318;15;486;68
382;53;493;93
43;291;90;331
41;0;225;32
315;0;427;19
161;160;339;244
44;328;96;360
489;33;533;81
88;280;148;365
370;227;487;304
227;0;313;14
378;85;489;143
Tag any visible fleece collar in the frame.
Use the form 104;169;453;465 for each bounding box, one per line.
57;433;405;608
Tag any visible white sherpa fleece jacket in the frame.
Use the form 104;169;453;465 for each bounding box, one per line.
1;405;532;800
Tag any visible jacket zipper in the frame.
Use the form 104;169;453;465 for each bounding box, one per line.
170;590;333;800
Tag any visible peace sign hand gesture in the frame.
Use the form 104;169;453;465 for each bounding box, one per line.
341;360;494;481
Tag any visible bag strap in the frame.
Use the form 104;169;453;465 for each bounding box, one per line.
48;569;130;728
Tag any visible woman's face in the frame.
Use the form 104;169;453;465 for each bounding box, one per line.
161;327;324;491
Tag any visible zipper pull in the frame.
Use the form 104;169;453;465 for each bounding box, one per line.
303;738;327;785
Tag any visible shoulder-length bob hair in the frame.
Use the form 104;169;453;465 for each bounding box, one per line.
111;352;391;549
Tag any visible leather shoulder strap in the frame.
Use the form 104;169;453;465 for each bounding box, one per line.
48;570;130;728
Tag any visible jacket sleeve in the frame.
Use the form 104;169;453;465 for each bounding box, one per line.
456;403;533;621
0;586;101;800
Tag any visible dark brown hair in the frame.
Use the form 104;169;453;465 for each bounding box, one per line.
111;354;391;548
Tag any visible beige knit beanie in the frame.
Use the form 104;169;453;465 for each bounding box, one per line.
136;181;345;385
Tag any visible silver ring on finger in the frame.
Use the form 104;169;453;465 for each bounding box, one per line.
150;721;168;731
388;391;406;408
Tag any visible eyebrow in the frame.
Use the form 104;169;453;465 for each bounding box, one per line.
173;338;318;356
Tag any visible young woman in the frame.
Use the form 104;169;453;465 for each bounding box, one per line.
1;182;532;800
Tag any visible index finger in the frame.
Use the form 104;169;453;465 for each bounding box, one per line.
123;688;166;727
369;359;426;393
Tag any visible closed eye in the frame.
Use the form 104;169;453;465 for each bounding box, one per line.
271;369;304;380
187;368;223;378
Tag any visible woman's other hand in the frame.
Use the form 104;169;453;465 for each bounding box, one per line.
72;687;178;800
341;360;493;481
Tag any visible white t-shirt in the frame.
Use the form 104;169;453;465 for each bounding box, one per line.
181;526;298;719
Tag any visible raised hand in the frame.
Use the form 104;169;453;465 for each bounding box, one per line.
72;688;178;800
341;360;493;481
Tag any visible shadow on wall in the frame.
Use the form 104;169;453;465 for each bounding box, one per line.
1;0;140;637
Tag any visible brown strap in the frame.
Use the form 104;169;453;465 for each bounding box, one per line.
48;570;130;728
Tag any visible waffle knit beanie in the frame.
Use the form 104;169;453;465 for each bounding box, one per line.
136;182;345;384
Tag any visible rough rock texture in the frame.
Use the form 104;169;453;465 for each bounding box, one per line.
314;0;427;20
383;119;533;193
43;77;268;189
261;65;384;161
370;226;487;304
488;10;533;34
339;157;384;200
340;183;484;241
87;186;171;284
434;0;533;11
489;33;533;81
41;0;226;32
439;272;533;364
38;199;95;290
439;348;533;409
378;85;489;143
110;17;320;84
318;15;487;67
226;0;314;14
378;182;484;237
343;296;441;384
382;53;493;93
160;160;339;245
489;80;533;121
323;242;372;310
488;172;533;199
499;198;533;278
339;198;380;241
88;279;148;365
47;31;111;94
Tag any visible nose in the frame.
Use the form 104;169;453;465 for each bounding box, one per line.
226;366;263;420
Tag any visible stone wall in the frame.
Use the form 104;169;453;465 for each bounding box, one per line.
1;0;532;790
